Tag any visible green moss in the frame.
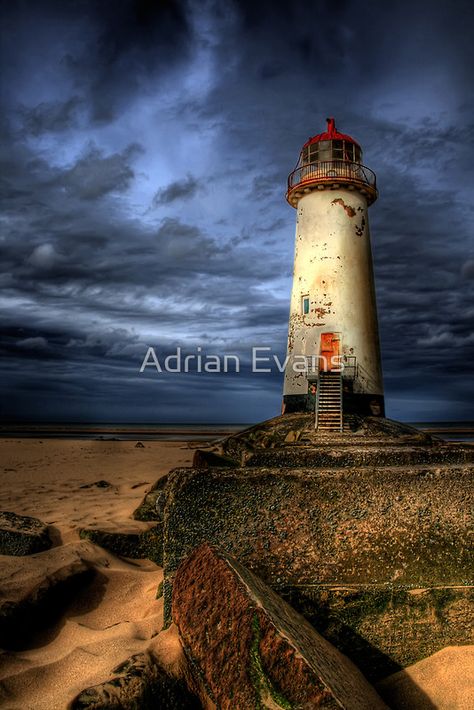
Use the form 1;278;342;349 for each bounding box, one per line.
78;525;163;566
133;490;161;521
337;589;393;626
79;528;141;558
0;511;52;556
139;525;163;565
163;579;173;628
431;587;456;621
249;614;294;710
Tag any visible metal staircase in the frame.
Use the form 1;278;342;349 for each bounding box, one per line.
315;371;343;432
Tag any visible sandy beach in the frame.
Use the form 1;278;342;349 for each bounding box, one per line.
0;438;195;709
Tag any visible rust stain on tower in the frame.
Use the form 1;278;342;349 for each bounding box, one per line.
331;197;357;217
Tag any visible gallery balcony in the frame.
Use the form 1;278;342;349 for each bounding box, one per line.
286;160;378;207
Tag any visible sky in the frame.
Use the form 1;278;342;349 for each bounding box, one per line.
1;0;473;423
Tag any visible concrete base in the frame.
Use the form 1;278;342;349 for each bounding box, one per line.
162;458;473;679
157;415;474;681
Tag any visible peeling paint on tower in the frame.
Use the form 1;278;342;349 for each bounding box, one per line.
331;197;356;217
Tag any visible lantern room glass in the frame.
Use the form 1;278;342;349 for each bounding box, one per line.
300;140;362;166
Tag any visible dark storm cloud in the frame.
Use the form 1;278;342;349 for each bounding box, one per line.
74;0;192;123
60;142;143;200
0;0;193;123
462;260;474;279
152;174;201;205
1;0;473;422
18;97;85;135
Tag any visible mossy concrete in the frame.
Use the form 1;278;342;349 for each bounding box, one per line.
0;510;52;556
132;474;169;522
162;462;473;679
80;524;163;566
216;414;435;462
71;651;200;709
280;584;473;681
247;443;474;468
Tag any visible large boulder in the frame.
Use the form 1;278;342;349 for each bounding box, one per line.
80;522;163;565
191;449;239;469
133;475;169;522
172;543;388;709
0;510;52;556
162;463;473;679
71;651;201;710
0;541;103;648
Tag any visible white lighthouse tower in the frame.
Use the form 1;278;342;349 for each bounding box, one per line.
283;118;384;430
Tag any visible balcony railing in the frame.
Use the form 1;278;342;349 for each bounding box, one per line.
287;160;377;201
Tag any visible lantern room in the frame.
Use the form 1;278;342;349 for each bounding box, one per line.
286;117;378;207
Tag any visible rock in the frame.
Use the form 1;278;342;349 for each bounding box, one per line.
79;480;112;489
71;651;201;709
376;646;474;709
135;441;145;448
133;475;169;522
162;464;473;679
218;413;434;461
219;413;311;460
247;443;474;468
133;489;162;522
283;429;304;443
0;541;103;648
140;525;163;566
80;523;163;566
192;449;239;468
363;416;434;442
172;543;388;709
0;510;52;556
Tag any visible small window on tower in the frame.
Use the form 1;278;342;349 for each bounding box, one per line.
302;296;310;315
344;142;355;162
318;140;331;161
309;144;319;163
332;140;344;160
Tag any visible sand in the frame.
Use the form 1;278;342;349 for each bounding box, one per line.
0;438;194;709
0;438;193;545
378;646;474;709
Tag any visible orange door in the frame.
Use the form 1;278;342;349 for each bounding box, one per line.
320;332;340;371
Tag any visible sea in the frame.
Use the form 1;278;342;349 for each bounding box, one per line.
0;423;247;441
0;422;473;442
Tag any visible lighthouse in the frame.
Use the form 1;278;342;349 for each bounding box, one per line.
283;118;384;430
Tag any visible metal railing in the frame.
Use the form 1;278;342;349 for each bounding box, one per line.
341;355;357;380
305;354;355;377
288;160;376;194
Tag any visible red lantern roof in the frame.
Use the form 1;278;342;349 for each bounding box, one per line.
302;118;360;149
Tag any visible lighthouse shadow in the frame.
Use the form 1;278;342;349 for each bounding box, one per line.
332;624;438;709
318;620;439;708
280;587;437;708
